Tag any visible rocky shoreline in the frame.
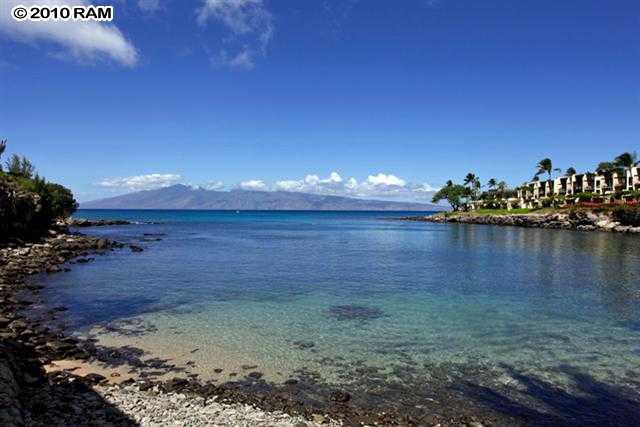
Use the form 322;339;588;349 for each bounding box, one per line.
401;210;640;234
66;218;133;227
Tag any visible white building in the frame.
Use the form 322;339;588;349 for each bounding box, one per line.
517;166;639;207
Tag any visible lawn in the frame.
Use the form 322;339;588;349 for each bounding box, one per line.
443;207;560;217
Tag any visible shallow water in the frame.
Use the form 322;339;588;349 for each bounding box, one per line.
38;209;640;423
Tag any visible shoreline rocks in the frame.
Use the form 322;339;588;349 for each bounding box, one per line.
66;218;132;227
96;382;334;426
401;210;640;234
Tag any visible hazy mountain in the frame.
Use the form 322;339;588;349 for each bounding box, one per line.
81;185;443;211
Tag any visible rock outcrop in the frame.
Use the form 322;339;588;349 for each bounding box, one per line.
403;210;640;234
0;178;43;243
66;218;132;227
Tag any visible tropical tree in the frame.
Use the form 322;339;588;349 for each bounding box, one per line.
596;161;620;193
497;181;507;196
565;167;577;176
432;184;471;211
6;154;35;178
614;151;638;169
464;173;477;188
463;173;481;200
0;139;6;172
487;178;497;190
597;162;617;173
535;158;561;180
615;152;638;189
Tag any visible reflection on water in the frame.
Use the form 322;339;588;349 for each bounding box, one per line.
35;210;640;423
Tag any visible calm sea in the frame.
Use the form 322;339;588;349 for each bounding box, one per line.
37;209;640;423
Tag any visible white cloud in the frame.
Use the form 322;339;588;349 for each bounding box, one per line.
366;173;406;187
222;47;254;69
197;0;273;69
99;173;181;191
138;0;161;13
239;179;267;190
0;0;138;66
201;180;225;190
272;171;437;202
275;179;303;191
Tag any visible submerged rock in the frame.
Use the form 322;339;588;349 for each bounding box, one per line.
67;218;131;227
325;305;386;321
292;340;315;350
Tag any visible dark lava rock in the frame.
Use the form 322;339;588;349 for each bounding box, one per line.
0;317;10;328
69;219;131;227
292;340;315;350
241;364;258;370
326;304;386;321
165;377;188;391
129;245;144;253
138;381;155;391
329;390;351;403
247;372;264;380
83;373;108;385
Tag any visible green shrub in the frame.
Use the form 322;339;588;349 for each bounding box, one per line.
623;190;640;201
18;175;77;219
612;206;640;226
575;192;595;202
1;172;77;242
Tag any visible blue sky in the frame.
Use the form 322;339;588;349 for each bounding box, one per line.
1;0;639;202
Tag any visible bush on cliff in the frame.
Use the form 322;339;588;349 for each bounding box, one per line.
0;143;78;242
17;175;78;219
612;206;640;227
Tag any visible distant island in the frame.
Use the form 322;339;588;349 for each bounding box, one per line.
81;184;444;211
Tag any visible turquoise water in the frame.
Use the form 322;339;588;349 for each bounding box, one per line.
40;209;640;423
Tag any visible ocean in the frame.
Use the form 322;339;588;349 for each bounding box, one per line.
35;209;640;423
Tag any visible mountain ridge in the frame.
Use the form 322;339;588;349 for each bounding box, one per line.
81;185;444;211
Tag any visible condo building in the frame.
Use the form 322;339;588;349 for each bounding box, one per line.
518;167;640;208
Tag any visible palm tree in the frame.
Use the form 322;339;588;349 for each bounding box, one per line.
535;158;561;180
615;152;638;189
487;178;497;190
596;161;620;193
597;162;616;173
0;139;5;172
463;173;482;200
614;151;638;169
464;173;477;188
497;181;507;193
565;167;577;176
